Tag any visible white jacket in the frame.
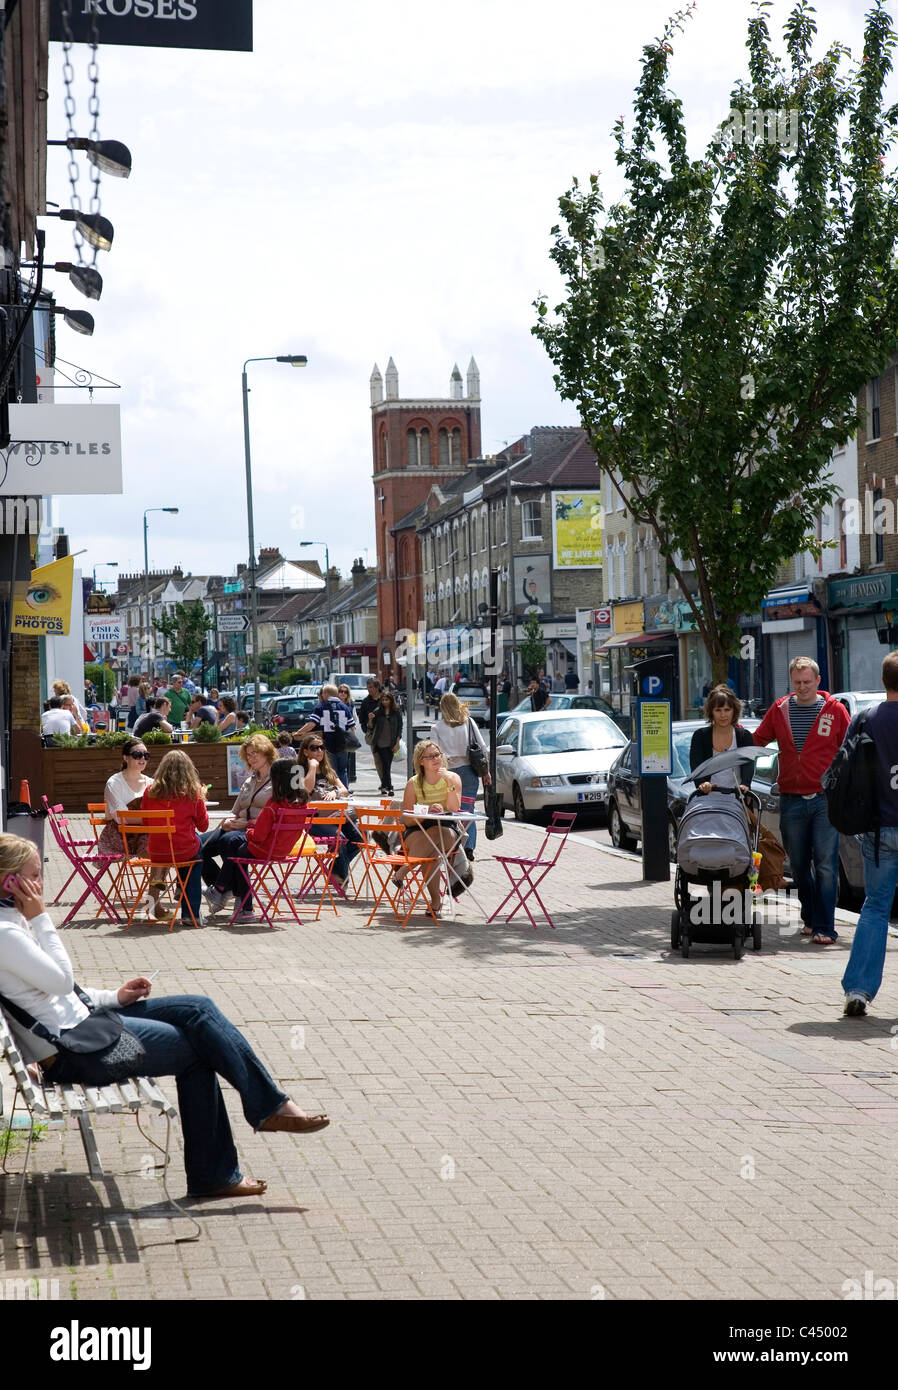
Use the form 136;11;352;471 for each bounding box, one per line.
0;906;117;1061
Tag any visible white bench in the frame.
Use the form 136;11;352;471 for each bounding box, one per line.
0;1010;200;1242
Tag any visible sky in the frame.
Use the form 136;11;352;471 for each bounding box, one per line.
39;0;882;590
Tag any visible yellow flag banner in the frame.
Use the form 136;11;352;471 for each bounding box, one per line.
12;555;75;637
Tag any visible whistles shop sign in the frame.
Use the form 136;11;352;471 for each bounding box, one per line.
50;0;253;52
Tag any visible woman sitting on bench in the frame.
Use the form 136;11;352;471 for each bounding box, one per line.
0;832;329;1200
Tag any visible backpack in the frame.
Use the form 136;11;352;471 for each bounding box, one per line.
821;710;879;835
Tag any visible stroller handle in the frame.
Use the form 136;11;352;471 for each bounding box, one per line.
701;783;762;815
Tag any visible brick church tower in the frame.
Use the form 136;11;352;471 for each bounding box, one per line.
371;356;481;673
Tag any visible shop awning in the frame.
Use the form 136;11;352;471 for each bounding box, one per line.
762;585;811;609
84;644;96;662
597;631;673;653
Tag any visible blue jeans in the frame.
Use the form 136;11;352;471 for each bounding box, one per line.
51;994;288;1195
457;764;480;852
842;827;898;1000
779;793;840;938
330;751;350;787
334;815;363;880
152;833;203;922
210;830;253;909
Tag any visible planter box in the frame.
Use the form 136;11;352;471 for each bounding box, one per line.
41;743;232;813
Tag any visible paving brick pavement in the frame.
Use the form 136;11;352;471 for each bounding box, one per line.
3;774;898;1302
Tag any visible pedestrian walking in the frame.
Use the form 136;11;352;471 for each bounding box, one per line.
295;684;357;789
841;653;898;1015
430;691;491;860
369;690;403;795
753;656;848;944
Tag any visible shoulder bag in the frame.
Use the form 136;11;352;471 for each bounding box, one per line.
0;984;146;1084
466;718;489;778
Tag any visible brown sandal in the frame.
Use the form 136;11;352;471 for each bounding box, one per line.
193;1178;268;1199
258;1112;329;1134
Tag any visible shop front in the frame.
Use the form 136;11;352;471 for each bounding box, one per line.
761;585;828;701
331;644;376;675
828;572;898;693
597;600;679;721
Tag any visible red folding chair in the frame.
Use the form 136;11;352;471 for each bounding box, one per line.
226;806;316;928
294;804;350;920
487;811;576;930
41;798;123;925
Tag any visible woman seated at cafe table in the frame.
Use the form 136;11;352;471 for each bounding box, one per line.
294;733;364;890
97;736;151;858
201;733;275;892
217;695;238;737
392;740;472;916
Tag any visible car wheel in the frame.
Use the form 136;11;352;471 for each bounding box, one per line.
609;801;637;851
512;783;529;822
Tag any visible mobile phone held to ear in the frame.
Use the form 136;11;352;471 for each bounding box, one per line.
3;874;20;894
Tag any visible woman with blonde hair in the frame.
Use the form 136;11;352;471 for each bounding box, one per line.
393;740;470;916
0;832;328;1199
431;691;490;860
141;749;208;925
200;733;276;913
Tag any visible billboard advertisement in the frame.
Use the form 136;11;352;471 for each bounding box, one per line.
12;556;75;637
552;491;602;569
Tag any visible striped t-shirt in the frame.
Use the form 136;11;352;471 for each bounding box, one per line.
788;695;823;752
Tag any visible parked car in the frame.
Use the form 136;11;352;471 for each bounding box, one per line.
831;690;884;719
265;694;319;731
512;691;629;732
328;672;370;695
748;744;864;905
494;709;627;822
605;718;760;860
448;680;490;726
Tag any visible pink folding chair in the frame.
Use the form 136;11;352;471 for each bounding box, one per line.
41;797;123;926
226;806;316;928
487;811;576;930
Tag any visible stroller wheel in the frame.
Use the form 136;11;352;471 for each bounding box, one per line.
680;931;690;959
752;921;763;952
670;909;680;950
733;932;745;960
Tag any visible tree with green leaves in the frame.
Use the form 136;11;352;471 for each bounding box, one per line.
153;600;215;674
520;610;546;677
534;0;898;681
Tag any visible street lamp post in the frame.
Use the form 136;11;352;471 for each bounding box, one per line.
242;354;307;712
144;508;179;680
299;541;331;679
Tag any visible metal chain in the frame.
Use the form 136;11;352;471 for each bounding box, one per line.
86;36;101;268
59;0;85;265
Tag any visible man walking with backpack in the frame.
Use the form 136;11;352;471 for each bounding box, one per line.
753;657;849;945
841;653;898;1016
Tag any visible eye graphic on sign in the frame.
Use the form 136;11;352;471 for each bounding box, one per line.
25;581;61;610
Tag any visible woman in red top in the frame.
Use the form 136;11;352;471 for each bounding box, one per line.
204;759;309;920
141;750;208;925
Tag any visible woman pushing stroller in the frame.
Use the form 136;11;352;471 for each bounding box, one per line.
689;686;757;791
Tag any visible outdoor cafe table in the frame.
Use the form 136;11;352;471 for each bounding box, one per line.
353;801;488;919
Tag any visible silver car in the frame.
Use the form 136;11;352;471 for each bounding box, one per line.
449;681;490;726
494;709;628;822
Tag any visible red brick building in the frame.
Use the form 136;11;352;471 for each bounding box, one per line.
371;356;481;674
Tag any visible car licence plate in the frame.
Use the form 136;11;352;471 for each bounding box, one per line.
577;791;604;802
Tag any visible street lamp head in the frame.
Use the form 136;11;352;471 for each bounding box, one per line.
49;209;114;252
49;137;132;178
163;508;179;514
59;307;94;336
276;355;308;367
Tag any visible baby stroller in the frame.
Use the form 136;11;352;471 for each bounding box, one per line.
671;747;766;959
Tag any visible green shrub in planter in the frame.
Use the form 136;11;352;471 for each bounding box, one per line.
193;721;222;743
95;731;133;747
142;728;172;745
52;732;91;748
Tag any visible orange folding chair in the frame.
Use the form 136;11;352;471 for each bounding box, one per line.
358;808;440;929
294;805;349;919
87;803;144;915
117;810;203;930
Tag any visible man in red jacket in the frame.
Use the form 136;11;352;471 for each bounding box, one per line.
753;657;849;944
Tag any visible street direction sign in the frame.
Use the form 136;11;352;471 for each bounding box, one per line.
218;614;249;634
